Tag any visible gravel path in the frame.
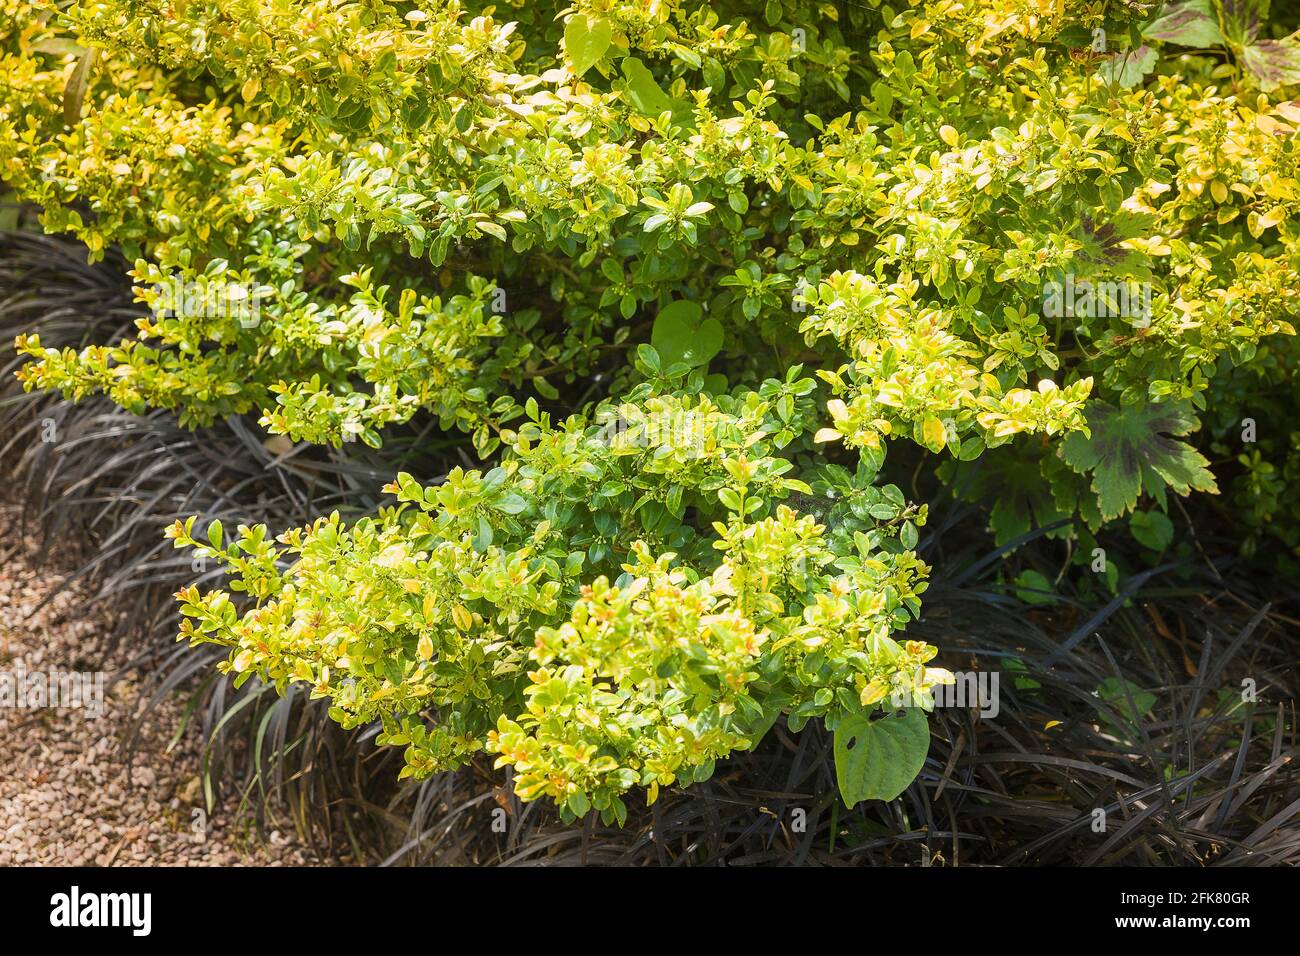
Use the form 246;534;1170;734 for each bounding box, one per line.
0;501;326;866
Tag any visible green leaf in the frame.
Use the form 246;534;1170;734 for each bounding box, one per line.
1013;569;1056;605
1240;38;1300;92
1005;657;1041;691
620;57;691;123
635;343;661;374
651;300;724;368
473;514;494;551
833;706;930;807
1100;677;1150;709
1056;24;1098;48
1097;45;1158;88
1096;677;1156;734
1142;0;1225;47
476;220;507;242
1129;509;1174;550
564;14;613;78
496;492;529;515
1060;401;1217;522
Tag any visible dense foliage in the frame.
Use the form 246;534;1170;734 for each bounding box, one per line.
4;0;1299;822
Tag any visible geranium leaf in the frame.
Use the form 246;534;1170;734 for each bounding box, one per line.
1142;0;1225;47
1060;402;1218;522
1240;37;1300;92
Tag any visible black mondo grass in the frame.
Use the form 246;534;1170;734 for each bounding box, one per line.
2;228;1297;866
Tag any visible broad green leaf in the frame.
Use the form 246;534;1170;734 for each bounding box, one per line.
1056;24;1095;48
620;57;691;122
1097;45;1158;87
1240;38;1300;92
651;300;723;368
496;492;529;515
833;706;930;807
1129;509;1174;550
1142;0;1225;47
1070;211;1157;275
1013;569;1056;605
1060;402;1217;522
564;14;612;78
1096;677;1156;737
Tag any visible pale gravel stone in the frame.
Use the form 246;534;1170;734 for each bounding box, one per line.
0;502;334;866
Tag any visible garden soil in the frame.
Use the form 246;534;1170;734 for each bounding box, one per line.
0;500;332;866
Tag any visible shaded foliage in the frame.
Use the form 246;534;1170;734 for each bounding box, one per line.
4;228;1295;864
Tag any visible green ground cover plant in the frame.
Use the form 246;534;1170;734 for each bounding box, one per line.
4;0;1299;826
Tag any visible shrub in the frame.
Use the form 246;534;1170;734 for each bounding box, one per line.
4;0;1300;822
